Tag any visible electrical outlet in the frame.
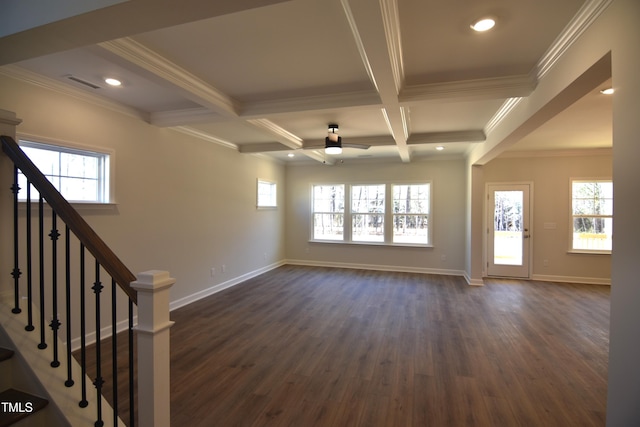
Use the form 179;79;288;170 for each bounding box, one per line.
222;264;226;273
210;268;215;277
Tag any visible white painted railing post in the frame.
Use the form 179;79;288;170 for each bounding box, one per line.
131;270;175;427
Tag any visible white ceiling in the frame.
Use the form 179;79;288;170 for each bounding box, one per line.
0;0;612;164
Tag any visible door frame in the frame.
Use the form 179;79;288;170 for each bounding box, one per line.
485;182;534;279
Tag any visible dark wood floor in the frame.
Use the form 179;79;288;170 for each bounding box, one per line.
82;265;610;426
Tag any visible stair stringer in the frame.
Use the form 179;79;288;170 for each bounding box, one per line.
0;298;125;427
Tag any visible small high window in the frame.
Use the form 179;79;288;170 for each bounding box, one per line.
18;139;111;203
257;179;277;208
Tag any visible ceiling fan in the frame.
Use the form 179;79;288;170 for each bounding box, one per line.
306;124;370;155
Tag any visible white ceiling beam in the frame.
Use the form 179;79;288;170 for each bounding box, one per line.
245;119;303;150
341;0;411;162
100;38;241;118
400;75;537;104
407;130;486;145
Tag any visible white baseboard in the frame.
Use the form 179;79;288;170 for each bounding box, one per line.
463;272;485;286
169;260;286;312
531;274;611;285
285;258;467;278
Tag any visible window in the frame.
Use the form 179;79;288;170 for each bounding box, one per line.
311;182;431;245
352;184;385;242
312;185;344;240
18;140;111;203
571;179;612;252
257;179;277;208
392;184;430;244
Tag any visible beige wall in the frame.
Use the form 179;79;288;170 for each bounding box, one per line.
0;73;287;317
285;158;467;274
483;153;612;283
464;0;640;423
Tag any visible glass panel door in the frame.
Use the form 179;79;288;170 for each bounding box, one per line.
487;184;531;278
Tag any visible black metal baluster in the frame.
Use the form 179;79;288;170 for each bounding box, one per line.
128;299;135;427
112;278;118;427
38;196;47;350
79;244;89;408
93;261;104;427
11;166;21;314
49;211;61;368
25;182;34;331
65;225;74;387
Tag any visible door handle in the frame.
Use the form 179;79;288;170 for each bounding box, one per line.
524;234;530;239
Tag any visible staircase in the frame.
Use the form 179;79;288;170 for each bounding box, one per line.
0;346;50;427
1;123;174;426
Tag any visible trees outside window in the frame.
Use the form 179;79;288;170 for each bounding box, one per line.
312;185;345;240
571;180;612;252
311;182;431;245
392;184;430;244
18;139;111;203
352;185;385;242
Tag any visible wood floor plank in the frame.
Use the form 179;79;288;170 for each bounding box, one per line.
76;266;609;426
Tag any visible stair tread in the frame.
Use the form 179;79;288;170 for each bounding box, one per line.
0;388;49;427
0;348;14;363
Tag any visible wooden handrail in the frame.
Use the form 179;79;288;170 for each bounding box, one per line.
1;135;137;304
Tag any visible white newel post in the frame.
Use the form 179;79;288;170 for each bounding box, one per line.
131;270;175;427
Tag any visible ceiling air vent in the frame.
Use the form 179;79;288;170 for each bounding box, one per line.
66;75;101;89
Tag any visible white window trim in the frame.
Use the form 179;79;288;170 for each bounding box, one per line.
257;178;277;209
568;177;612;254
310;181;433;248
17;133;115;205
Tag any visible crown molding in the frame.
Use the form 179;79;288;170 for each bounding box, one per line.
484;97;524;135
380;0;404;94
534;0;613;80
0;64;148;121
340;0;379;92
400;75;536;104
99;38;241;117
245;119;303;149
172;126;238;150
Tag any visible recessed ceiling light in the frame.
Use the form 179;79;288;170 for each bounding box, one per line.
600;88;614;95
288;153;295;158
436;146;445;151
471;18;496;32
104;78;122;87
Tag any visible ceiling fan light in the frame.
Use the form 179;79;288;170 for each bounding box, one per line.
325;146;342;155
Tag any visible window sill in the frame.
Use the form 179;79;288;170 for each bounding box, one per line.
309;239;432;249
567;250;611;255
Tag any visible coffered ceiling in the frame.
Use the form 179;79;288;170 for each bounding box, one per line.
0;0;612;164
